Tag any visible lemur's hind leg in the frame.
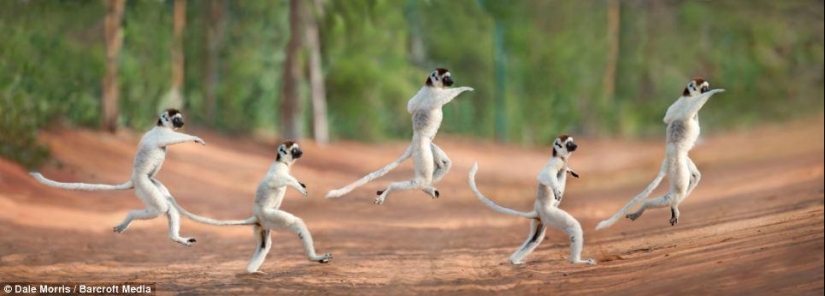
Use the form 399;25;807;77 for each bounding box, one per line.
150;179;196;245
415;143;451;199
430;143;452;184
626;194;671;221
547;208;596;265
375;178;429;205
509;219;547;265
376;139;437;204
165;206;197;246
246;224;273;273
686;158;701;196
261;210;332;263
113;208;161;233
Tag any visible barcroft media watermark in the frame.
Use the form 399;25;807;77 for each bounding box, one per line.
2;282;154;295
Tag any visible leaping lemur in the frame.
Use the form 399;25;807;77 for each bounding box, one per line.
325;68;474;205
167;141;332;273
31;109;206;246
469;135;596;265
595;78;725;230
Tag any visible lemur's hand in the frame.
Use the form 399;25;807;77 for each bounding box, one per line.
553;189;563;201
568;170;579;178
193;137;206;146
299;182;308;196
463;87;475;92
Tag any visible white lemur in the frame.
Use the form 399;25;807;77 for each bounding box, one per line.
325;68;474;205
30;109;206;246
167;141;332;273
469;135;596;265
595;79;725;230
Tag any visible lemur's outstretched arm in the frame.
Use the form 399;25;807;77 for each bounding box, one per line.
435;86;474;106
271;173;308;196
286;175;308;196
681;89;725;120
156;131;205;147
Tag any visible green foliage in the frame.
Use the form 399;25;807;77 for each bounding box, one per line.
0;0;823;168
321;0;418;141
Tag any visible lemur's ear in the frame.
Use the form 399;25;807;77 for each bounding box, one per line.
157;118;163;126
683;87;690;97
425;76;433;86
276;153;281;161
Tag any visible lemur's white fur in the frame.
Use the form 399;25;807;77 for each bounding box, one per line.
30;109;206;246
169;141;332;273
469;136;596;265
595;79;725;230
325;68;474;205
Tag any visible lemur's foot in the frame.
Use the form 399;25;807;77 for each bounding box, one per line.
373;197;385;205
113;224;128;233
509;259;526;265
248;270;267;275
422;187;439;199
315;253;333;263
173;236;197;246
578;258;597;265
670;216;679;226
626;213;641;221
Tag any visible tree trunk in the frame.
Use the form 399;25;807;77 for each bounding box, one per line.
306;0;328;145
586;0;620;136
493;21;506;143
639;0;658;102
169;0;186;109
280;0;304;140
603;0;620;107
102;0;125;133
203;0;226;126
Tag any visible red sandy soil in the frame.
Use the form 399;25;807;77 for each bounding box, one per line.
0;116;822;295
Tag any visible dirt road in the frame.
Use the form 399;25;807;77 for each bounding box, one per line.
1;117;822;295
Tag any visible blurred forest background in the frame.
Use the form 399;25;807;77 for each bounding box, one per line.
0;0;823;168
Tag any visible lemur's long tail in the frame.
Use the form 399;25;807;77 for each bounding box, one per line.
468;162;538;219
326;145;413;198
595;161;667;230
30;172;134;191
167;197;257;226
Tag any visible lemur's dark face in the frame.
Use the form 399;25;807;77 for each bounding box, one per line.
425;68;454;88
157;109;185;129
276;141;303;162
682;78;710;97
552;134;577;158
